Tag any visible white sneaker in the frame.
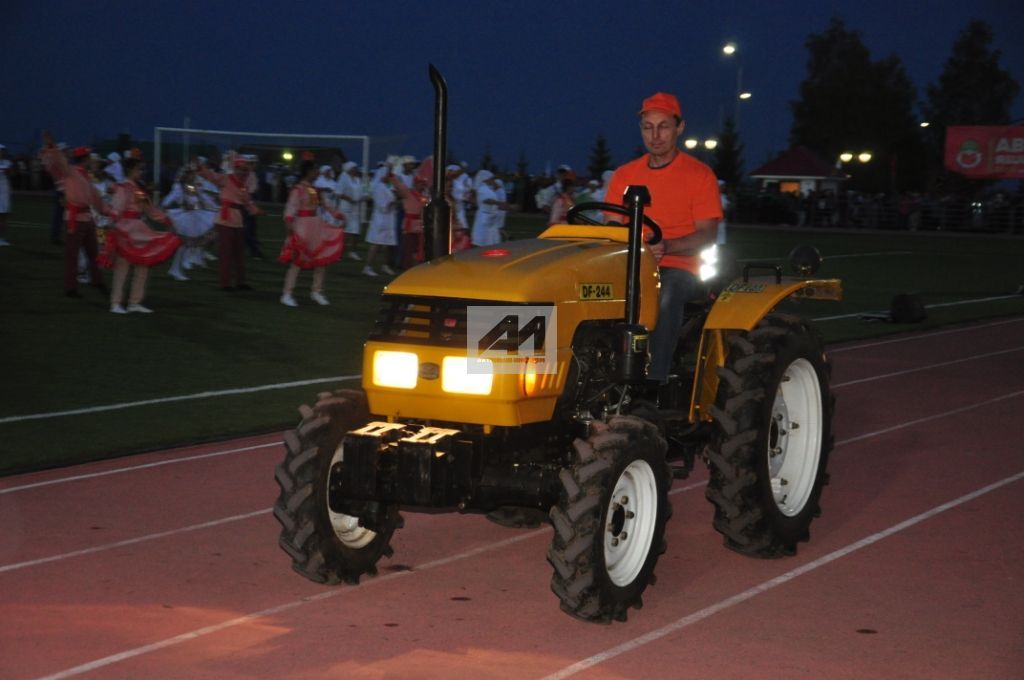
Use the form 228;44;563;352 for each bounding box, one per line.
311;292;330;306
362;266;377;277
169;271;189;281
110;304;127;314
381;264;396;276
203;251;217;261
347;250;361;261
280;293;298;307
127;303;153;314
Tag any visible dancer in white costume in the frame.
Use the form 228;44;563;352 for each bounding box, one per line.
161;167;218;280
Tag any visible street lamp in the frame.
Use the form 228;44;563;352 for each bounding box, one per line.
722;42;750;129
836;151;872;169
282;151;293;161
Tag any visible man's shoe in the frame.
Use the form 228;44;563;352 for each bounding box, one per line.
127;303;153;313
362;266;377;277
381;264;396;276
311;292;330;306
110;304;127;314
280;293;298;307
169;271;189;281
347;250;361;261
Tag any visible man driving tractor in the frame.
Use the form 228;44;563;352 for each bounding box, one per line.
604;92;723;386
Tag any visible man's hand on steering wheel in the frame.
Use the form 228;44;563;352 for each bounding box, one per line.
565;201;663;244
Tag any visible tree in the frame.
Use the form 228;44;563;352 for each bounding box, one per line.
479;146;498;173
587;134;613;179
789;17;924;192
712;116;744;187
923;20;1020;193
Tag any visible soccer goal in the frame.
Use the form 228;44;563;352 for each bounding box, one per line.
152;126;371;205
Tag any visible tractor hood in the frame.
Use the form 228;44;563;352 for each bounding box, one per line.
384;236;641;304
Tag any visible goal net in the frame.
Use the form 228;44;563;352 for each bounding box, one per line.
152;126;372;207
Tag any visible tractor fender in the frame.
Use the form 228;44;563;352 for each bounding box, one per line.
688;277;842;422
703;278;842;332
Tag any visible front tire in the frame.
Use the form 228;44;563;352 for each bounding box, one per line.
274;389;402;584
704;313;834;557
548;415;672;623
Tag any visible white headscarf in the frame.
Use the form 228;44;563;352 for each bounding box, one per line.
474;169;494;189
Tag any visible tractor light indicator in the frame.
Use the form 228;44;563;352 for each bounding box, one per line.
699;244;719;282
372;351;419;389
521;358;540;396
442;356;494;395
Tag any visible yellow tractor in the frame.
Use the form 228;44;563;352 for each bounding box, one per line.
274;67;842;623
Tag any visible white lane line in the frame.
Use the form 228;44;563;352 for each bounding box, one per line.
736;251;912;264
825;251;913;259
828;317;1024;354
36;530;548;680
0;442;281;496
813;294;1024;322
835;390;1024;447
0;509;270;574
0;375;360;425
0;480;706;575
832;346;1024;389
542;468;1024;680
22;392;1024;676
5;317;1021;494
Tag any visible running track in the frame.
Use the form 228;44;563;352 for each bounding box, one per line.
1;318;1022;679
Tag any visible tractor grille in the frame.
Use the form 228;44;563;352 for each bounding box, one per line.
369;295;542;348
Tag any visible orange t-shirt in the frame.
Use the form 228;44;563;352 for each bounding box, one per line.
605;151;722;271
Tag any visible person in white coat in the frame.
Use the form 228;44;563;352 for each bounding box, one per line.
362;164;397;277
335;161;364;259
104;152;125;183
471;170;508;247
0;144;12;246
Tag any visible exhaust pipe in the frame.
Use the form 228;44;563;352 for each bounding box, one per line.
424;64;452;260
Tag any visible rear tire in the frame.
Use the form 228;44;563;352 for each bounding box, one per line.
548;415;672;623
274;389;402;584
704;313;834;557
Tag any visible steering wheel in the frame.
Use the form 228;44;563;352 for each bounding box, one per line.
566;202;663;244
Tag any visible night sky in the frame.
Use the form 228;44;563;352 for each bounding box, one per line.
3;0;1021;176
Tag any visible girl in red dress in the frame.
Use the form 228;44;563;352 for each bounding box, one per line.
99;158;181;313
278;161;345;306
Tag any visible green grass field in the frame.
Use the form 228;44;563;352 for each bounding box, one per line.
2;193;1023;475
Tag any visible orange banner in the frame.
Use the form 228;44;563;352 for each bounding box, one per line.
945;126;1024;179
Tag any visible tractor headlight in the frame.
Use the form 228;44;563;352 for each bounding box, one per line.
442;356;494;395
372;350;419;389
699;244;719;282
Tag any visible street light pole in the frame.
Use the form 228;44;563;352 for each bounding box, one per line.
735;64;743;130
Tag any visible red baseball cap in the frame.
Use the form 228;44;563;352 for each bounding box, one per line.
72;146;91;158
639;92;682;118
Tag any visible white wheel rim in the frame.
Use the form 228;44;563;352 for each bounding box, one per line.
327;444;377;549
767;358;823;516
604;459;658;587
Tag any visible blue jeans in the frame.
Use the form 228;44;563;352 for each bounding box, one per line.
648;267;701;383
